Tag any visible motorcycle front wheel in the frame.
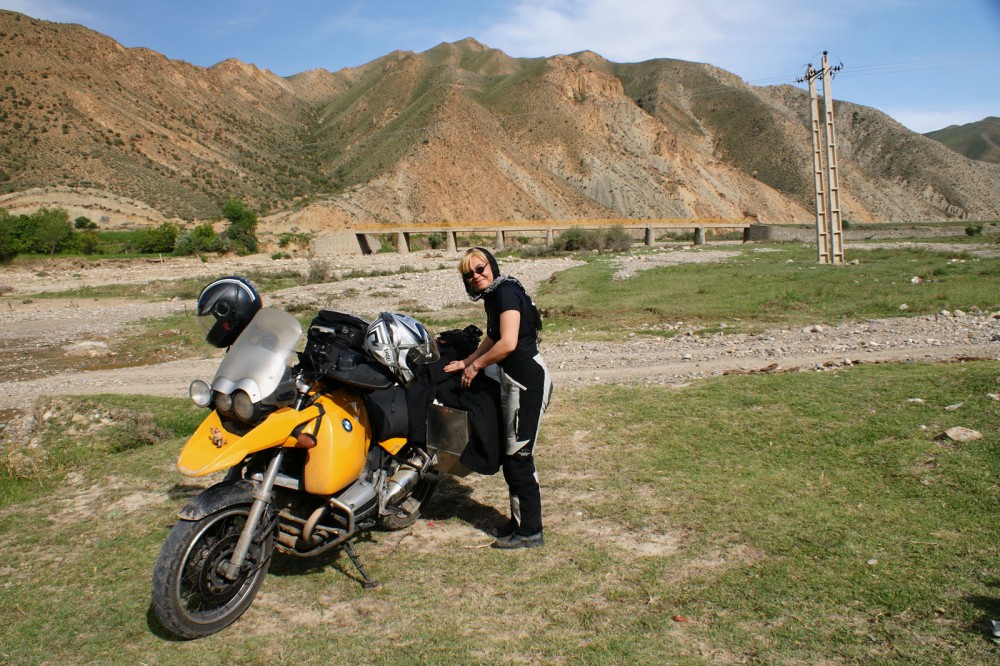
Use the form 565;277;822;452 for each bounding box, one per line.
151;505;273;639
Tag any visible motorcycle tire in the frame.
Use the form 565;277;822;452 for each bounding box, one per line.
378;478;437;531
151;504;274;639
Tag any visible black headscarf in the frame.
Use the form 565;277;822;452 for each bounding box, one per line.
463;247;542;331
463;247;501;300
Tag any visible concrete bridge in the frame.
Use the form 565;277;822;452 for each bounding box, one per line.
337;218;757;255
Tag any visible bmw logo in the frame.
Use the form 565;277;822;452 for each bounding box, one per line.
342;418;353;432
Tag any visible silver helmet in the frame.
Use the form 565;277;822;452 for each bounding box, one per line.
364;313;440;386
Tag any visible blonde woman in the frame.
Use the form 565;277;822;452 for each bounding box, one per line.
444;248;552;549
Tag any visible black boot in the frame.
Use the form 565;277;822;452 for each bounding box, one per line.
492;530;543;549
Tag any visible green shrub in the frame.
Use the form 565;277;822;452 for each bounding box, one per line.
965;224;983;236
131;222;179;254
555;226;632;254
78;230;101;255
221;199;258;255
173;222;219;255
428;232;446;249
555;227;597;251
602;225;632;253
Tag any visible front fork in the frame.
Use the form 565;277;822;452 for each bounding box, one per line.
221;384;312;580
221;449;284;580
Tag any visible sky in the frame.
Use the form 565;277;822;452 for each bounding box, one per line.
2;0;999;133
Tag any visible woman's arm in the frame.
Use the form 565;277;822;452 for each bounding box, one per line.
443;310;521;386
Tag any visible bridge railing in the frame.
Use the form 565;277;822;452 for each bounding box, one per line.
348;218;756;254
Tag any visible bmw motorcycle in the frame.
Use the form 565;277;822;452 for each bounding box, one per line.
150;292;474;639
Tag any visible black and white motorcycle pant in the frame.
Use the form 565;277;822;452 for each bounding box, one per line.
498;354;552;534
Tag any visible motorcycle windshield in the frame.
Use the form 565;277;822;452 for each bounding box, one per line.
212;308;302;402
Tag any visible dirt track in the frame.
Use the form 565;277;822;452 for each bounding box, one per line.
0;246;997;410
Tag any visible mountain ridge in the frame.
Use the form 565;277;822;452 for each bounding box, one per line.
0;9;997;233
925;117;1000;165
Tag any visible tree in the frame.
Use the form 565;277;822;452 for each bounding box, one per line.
78;230;101;255
0;208;16;263
173;222;218;255
32;207;74;255
221;199;258;255
133;222;179;254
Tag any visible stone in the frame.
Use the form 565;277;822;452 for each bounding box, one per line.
938;427;983;443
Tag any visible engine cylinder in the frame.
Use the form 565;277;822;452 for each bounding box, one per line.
336;478;378;521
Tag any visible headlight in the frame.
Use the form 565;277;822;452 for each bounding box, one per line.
215;392;233;413
232;390;255;421
189;380;213;408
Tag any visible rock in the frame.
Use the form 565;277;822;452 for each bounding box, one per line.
911;276;921;284
944;403;963;411
937;427;983;443
906;398;925;404
899;303;909;311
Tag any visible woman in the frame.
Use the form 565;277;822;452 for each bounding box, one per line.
444;247;552;549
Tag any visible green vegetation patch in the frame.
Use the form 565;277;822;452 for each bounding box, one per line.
538;244;1000;334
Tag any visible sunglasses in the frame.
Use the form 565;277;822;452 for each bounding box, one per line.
462;264;488;281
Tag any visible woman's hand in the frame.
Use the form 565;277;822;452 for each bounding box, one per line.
459;363;479;388
443;359;466;374
443;358;479;388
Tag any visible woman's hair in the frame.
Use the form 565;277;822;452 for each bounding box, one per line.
459;247;499;276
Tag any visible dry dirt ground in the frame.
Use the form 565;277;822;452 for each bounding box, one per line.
1;242;998;411
2;242;999;652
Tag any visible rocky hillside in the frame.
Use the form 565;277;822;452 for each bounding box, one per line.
1;9;998;229
925;117;1000;165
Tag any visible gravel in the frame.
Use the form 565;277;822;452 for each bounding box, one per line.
0;247;997;410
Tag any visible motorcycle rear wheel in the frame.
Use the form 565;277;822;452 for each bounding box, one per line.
378;478;437;531
151;505;273;639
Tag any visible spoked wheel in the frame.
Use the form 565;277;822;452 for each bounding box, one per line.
151;505;273;639
379;478;438;531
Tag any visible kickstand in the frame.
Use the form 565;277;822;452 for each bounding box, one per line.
343;541;380;589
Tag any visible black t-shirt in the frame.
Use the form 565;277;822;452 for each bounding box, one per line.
484;280;539;367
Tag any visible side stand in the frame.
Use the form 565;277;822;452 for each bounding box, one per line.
343;541;380;589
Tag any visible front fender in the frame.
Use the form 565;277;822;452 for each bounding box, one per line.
178;479;255;521
178;405;323;476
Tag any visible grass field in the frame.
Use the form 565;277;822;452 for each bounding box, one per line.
1;239;999;664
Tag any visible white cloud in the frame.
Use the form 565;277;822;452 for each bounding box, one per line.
887;107;995;134
0;0;93;24
483;0;828;73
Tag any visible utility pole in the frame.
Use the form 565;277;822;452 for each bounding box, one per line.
805;64;829;264
799;52;845;265
820;52;845;264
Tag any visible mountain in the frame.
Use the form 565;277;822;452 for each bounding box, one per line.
1;10;998;231
925;117;1000;165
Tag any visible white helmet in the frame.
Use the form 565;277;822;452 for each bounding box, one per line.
364;313;440;386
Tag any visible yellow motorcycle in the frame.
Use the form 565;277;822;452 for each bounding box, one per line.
151;280;471;639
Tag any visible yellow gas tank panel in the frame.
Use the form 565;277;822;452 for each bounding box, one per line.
303;390;372;495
